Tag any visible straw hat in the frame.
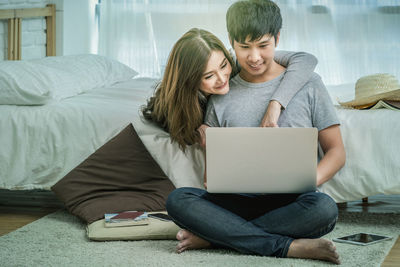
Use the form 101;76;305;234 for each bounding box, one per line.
339;73;400;108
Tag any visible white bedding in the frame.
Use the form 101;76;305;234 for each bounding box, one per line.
319;106;400;202
1;77;399;203
0;78;146;189
0;77;204;190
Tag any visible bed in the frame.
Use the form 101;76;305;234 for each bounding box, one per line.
0;53;399;204
0;6;399;204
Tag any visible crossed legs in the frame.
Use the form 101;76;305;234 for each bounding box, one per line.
166;187;339;264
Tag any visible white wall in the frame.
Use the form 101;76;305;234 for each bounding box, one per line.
55;0;97;56
0;0;96;60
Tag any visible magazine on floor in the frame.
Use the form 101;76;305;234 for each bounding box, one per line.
104;211;149;227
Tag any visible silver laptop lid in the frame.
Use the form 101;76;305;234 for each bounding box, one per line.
206;127;318;194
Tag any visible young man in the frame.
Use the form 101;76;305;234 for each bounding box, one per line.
166;0;345;264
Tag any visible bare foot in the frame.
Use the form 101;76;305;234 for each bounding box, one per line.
287;238;340;264
175;229;211;253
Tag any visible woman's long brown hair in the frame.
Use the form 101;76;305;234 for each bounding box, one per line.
142;28;235;151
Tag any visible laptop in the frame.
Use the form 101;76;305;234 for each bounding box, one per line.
205;127;318;194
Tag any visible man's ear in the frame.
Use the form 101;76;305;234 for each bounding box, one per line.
275;32;280;47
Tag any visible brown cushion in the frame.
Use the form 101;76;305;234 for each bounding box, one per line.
51;124;175;224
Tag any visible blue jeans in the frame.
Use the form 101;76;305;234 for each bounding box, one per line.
166;187;338;257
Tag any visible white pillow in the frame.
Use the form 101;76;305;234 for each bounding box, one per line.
0;61;54;105
0;54;138;105
33;54;138;100
133;116;205;190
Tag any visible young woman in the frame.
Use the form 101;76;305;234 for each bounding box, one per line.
142;28;318;151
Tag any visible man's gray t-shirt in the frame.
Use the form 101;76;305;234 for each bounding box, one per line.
204;72;339;131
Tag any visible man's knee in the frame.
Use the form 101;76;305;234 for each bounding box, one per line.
317;193;338;219
166;187;200;216
301;192;338;221
312;193;338;227
299;192;338;237
166;188;185;215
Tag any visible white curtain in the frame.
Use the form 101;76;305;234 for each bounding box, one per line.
98;0;236;78
98;0;400;86
278;0;400;85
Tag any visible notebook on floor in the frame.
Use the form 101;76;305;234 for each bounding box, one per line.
205;127;318;194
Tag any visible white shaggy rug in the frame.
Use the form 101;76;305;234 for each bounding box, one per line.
0;210;398;267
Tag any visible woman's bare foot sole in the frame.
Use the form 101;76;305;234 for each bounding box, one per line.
176;229;211;253
287;238;340;264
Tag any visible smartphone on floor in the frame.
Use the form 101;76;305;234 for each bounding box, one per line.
333;233;392;246
148;213;172;222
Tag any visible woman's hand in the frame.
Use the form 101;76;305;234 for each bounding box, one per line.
197;124;210;148
260;100;282;127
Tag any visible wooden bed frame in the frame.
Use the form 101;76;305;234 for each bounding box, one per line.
0;4;56;60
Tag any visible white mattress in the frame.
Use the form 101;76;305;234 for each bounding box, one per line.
1;78;399;203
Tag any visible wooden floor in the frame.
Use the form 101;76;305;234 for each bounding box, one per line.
0;189;63;236
0;192;399;266
0;205;59;236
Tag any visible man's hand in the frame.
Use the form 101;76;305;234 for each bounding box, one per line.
260;100;282;127
197;124;209;148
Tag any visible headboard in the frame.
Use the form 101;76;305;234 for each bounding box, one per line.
0;4;55;60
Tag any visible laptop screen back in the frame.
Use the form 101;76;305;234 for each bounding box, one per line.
206;127;317;193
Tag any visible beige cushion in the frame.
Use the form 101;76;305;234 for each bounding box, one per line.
87;211;180;241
